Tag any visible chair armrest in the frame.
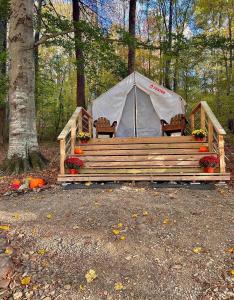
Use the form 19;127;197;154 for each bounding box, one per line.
111;121;117;128
160;119;168;125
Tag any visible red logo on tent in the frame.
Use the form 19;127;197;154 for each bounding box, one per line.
149;84;166;94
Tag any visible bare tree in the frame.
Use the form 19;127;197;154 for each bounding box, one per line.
72;0;86;108
128;0;137;74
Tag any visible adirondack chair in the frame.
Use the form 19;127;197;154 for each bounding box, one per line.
93;117;117;138
160;114;187;136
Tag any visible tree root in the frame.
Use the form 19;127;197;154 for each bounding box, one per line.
0;151;49;175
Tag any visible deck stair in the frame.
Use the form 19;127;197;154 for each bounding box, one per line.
57;103;230;183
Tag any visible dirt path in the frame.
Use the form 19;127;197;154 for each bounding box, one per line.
0;185;234;300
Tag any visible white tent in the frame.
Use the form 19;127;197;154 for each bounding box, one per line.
92;72;186;137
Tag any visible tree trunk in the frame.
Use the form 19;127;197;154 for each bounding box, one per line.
5;0;47;173
72;0;86;108
128;0;136;74
164;0;173;89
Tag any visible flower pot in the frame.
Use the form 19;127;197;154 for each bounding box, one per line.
204;167;215;173
69;169;79;174
194;136;205;142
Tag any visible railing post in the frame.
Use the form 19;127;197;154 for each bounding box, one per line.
190;114;195;132
88;117;93;137
208;119;213;152
71;121;76;154
78;110;83;133
200;106;206;130
60;139;65;175
218;135;225;173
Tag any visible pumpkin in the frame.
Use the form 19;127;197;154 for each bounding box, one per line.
29;178;45;189
74;148;84;155
199;146;209;152
12;179;21;185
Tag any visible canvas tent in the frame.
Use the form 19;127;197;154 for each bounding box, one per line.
92;72;186;137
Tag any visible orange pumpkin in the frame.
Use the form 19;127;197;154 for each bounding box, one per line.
12;179;21;185
199;146;209;152
74;148;84;155
29;178;45;189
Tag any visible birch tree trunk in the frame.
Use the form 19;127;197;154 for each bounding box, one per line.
4;0;47;173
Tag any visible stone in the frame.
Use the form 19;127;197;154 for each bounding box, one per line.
13;291;23;300
64;284;71;290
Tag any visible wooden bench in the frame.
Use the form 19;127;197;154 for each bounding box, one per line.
161;114;187;136
93;117;117;138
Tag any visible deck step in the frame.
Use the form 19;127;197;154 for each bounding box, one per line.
58;173;230;182
59;136;230;182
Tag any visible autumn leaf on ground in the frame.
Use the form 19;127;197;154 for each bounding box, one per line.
163;218;170;224
112;229;120;235
230;269;234;276
38;249;47;255
117;223;123;228
5;248;13;255
46;213;52;219
21;276;31;285
0;225;10;230
119;236;126;241
143;211;149;216
12;213;20;219
79;284;86;291
132;213;138;218
193;247;202;254
114;282;125;291
226;247;234;253
85;269;97;283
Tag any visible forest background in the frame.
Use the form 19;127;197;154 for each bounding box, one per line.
0;0;233;142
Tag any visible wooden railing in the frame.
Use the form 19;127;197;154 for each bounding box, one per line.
190;101;226;173
57;107;93;175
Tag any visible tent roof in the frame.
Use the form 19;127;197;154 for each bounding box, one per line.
92;71;186;106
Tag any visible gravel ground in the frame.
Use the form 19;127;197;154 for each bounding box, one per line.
0;184;234;300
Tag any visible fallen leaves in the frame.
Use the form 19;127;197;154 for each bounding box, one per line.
117;223;123;228
114;282;125;291
226;247;234;254
163;218;170;224
21;276;31;285
143;211;149;216
112;229;120;235
119;236;126;241
85;269;97;283
230;269;234;276
12;213;20;220
193;247;202;254
132;213;138;218
37;249;47;255
5;248;13;255
46;213;53;219
0;225;10;230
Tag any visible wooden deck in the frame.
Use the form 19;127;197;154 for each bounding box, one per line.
57;102;230;183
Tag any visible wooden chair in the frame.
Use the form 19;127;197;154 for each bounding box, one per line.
93;117;117;138
160;114;187;136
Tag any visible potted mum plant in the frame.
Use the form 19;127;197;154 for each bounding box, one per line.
199;156;219;173
64;156;84;174
192;129;207;141
78;132;91;143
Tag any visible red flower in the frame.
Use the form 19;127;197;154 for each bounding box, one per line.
199;156;219;168
65;156;84;170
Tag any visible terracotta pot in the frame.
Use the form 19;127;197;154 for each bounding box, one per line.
194;136;205;142
204;167;214;173
69;169;79;174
